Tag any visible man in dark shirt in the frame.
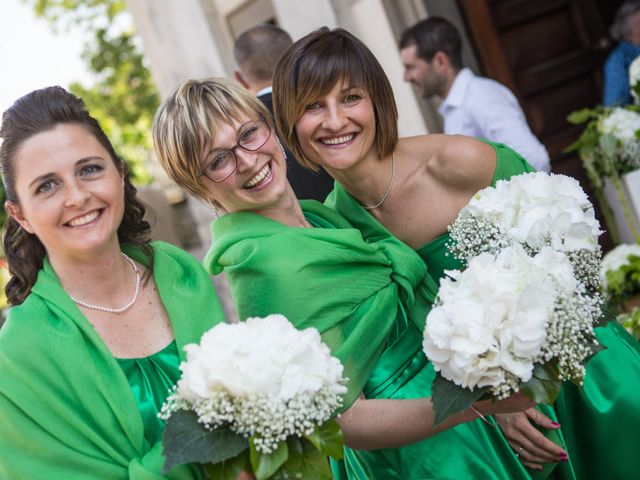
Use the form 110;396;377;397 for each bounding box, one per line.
233;25;334;201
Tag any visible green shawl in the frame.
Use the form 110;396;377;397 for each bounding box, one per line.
0;241;225;479
203;200;437;409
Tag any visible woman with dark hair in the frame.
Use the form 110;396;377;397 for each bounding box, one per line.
273;27;640;480
152;77;534;480
604;1;640;105
0;86;226;479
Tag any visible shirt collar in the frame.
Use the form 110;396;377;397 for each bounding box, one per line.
256;85;273;97
439;68;474;113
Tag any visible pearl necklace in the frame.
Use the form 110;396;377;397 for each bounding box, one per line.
69;252;141;314
362;153;395;210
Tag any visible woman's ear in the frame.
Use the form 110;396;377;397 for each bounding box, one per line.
118;163;125;188
5;201;34;234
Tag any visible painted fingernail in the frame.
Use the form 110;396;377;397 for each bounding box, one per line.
559;455;568;462
551;421;561;427
535;466;543;471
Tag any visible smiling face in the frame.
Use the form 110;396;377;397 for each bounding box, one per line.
400;44;446;99
7;123;125;261
199;115;289;214
294;80;377;173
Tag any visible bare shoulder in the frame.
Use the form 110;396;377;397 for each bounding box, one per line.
400;134;496;192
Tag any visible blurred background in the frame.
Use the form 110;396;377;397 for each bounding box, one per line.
0;0;635;322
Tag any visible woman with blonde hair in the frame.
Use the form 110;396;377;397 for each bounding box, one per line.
152;77;534;479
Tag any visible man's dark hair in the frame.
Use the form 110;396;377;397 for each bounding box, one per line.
399;17;463;69
233;24;293;83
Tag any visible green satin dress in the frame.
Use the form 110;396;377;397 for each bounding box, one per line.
117;341;181;445
0;241;221;479
205;201;541;479
553;320;640;479
326;141;577;479
413;142;640;480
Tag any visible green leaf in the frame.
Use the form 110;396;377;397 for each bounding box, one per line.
272;438;304;479
162;410;249;474
584;341;607;364
27;0;160;183
250;438;289;480
600;301;619;327
520;363;562;404
274;438;332;480
562;137;583;153
202;452;249;480
431;374;489;425
304;420;344;459
599;133;619;158
566;108;595;125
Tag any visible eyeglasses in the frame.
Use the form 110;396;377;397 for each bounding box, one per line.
199;118;272;183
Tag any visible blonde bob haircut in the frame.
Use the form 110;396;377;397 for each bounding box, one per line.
152;77;271;201
272;27;398;172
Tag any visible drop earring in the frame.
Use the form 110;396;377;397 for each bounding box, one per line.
276;137;288;161
207;199;221;219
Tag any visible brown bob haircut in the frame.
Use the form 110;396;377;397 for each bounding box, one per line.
272;27;398;171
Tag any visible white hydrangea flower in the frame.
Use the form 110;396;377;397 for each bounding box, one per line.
456;172;601;253
601;243;640;282
423;245;576;394
163;314;347;454
600;107;640;142
179;314;346;401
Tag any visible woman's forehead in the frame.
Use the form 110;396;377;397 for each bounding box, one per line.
302;74;364;98
208;114;258;148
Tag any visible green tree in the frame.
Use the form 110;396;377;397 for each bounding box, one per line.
26;0;159;183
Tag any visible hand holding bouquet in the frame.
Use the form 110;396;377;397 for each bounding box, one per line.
425;172;605;423
160;314;347;479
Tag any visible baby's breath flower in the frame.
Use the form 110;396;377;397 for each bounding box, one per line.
424;245;594;396
431;172;606;400
160;315;347;454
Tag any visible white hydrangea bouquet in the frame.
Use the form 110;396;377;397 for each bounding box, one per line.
449;172;603;291
566;99;640;243
424;172;606;423
160;314;348;479
567;103;640;178
601;243;640;339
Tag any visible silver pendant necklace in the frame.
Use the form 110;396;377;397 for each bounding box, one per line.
69;252;141;314
362;153;395;210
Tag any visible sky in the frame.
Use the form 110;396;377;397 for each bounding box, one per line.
0;0;92;117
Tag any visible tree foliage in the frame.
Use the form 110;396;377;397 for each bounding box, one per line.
25;0;159;183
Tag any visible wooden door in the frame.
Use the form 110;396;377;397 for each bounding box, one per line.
457;0;617;248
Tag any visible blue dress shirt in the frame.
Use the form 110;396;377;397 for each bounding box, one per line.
603;41;640;106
